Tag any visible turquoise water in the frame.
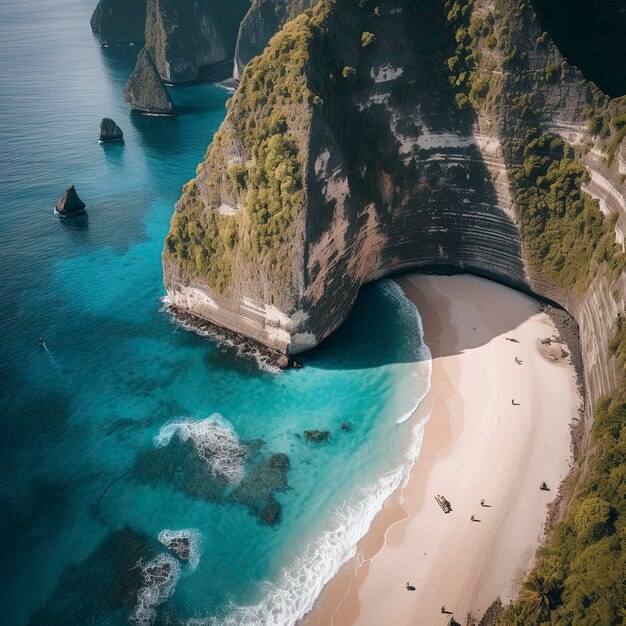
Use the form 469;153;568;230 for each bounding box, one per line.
0;1;431;624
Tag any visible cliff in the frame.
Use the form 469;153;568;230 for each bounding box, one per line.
124;47;176;115
233;0;317;81
163;0;626;431
163;1;625;619
145;0;250;84
164;0;624;414
90;0;147;46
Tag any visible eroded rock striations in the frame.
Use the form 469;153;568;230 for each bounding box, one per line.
90;0;147;46
99;118;124;143
55;185;86;216
124;47;177;115
163;0;625;428
145;0;250;84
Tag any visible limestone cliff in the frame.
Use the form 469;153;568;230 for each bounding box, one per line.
145;0;250;84
163;0;625;418
124;47;176;115
233;0;317;81
90;0;147;46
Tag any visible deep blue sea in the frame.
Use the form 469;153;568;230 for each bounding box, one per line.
0;2;431;624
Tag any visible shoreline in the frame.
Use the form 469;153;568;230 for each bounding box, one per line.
163;302;302;371
302;274;580;626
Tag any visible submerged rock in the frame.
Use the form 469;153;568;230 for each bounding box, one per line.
229;452;290;526
99;118;124;143
55;186;86;217
124;47;177;116
303;430;331;443
90;0;147;46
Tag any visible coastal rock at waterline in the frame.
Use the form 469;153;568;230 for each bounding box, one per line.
54;186;86;217
303;430;331;443
90;0;147;46
99;118;123;143
124;47;177;116
159;535;190;561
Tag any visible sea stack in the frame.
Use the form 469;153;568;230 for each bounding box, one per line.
99;118;123;143
54;186;86;217
124;47;177;116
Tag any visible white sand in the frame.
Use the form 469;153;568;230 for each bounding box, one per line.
303;274;579;626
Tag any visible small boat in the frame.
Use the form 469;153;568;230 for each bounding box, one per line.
435;494;452;513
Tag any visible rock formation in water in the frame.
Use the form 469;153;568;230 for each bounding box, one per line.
163;0;625;426
90;0;147;46
99;118;124;143
144;0;250;84
303;430;331;442
233;0;317;81
55;185;86;216
124;47;177;115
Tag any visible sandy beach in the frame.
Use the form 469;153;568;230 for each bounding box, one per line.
303;274;580;626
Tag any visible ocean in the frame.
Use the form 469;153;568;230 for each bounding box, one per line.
0;1;431;624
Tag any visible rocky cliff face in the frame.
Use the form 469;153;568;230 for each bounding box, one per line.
124;47;176;115
233;0;317;81
90;0;147;46
163;0;625;424
145;0;250;84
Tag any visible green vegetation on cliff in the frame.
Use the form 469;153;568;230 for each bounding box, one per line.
513;132;625;292
166;3;336;292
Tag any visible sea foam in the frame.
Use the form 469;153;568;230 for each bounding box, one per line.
188;280;432;626
130;553;181;626
154;414;246;484
158;528;204;572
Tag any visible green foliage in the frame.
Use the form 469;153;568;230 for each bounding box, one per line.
608;313;626;372
573;497;612;545
342;65;357;80
164;3;338;292
361;31;375;47
227;164;248;196
589;114;610;138
513;132;626;292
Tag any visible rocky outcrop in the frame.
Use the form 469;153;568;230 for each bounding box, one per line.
303;430;331;443
233;0;317;81
163;0;625;434
90;0;147;46
145;0;250;84
99;118;124;143
55;186;86;216
124;47;176;115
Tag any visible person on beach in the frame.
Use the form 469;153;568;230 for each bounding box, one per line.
481;499;485;506
406;582;415;591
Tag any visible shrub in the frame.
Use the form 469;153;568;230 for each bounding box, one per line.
361;31;375;47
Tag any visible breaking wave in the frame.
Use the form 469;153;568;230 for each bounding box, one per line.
188;427;426;626
130;553;181;626
158;528;204;572
187;280;432;626
154;414;246;484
